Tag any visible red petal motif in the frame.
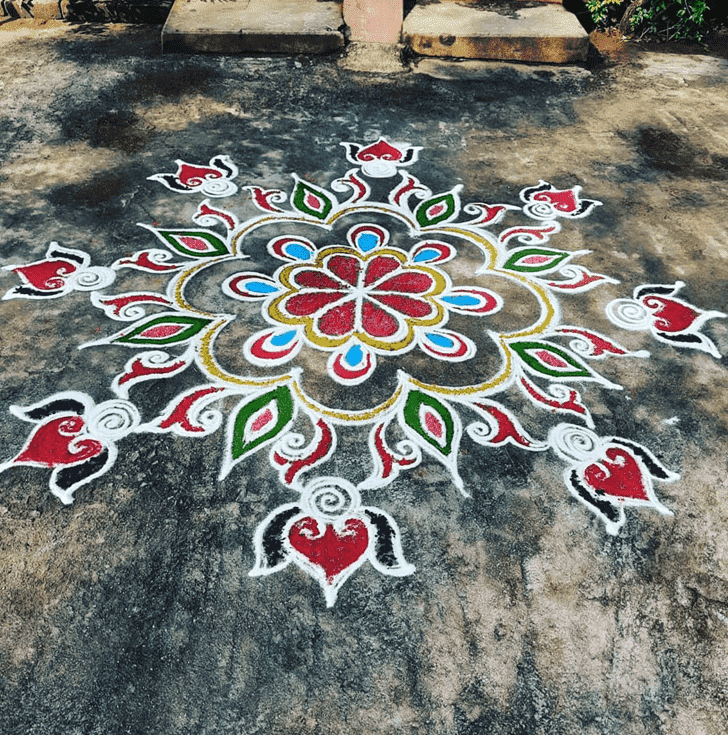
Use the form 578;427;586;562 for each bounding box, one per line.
317;300;356;336
16;416;103;467
641;296;699;333
371;294;432;319
361;301;399;338
375;272;433;294
582;447;649;502
327;255;361;286
289;517;369;582
15;260;77;291
293;271;346;291
286;292;346;317
364;256;400;286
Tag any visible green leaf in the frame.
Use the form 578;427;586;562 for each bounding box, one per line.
230;386;294;461
157;230;229;258
502;247;571;274
291;179;334;220
402;390;455;457
510;341;591;379
115;315;213;345
415;192;458;228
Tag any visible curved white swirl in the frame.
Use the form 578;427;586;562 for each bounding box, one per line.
275;432;307;458
200;179;238;198
187;404;223;434
606;298;652;330
361;160;398;178
566;333;597;358
550;424;600;463
466;421;496;445
69;267;116;291
393;439;420;463
116;302;151;320
304;477;360;520
523;202;556;219
87;400;141;439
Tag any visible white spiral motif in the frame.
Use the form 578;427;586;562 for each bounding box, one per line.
116;303;149;320
361;159;398;178
523;201;556;219
466;421;496;445
70;267;116;291
606;298;651;330
200;178;238;198
276;432;307;459
305;478;360;520
137;350;176;368
186;402;223;434
550;424;600;463
87;400;141;439
393;439;420;463
566;333;596;358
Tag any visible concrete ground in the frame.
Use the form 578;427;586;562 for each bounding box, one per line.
1;20;728;735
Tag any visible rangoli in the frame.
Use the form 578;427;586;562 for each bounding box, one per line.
1;139;724;606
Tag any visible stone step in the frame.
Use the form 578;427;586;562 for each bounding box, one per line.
402;0;589;64
162;0;345;54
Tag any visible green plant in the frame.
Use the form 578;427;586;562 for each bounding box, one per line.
629;0;711;41
585;0;626;25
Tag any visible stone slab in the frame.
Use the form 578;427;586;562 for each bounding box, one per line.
402;1;589;63
162;0;345;54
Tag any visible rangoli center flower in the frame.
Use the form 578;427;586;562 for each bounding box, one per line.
224;224;502;384
270;247;446;350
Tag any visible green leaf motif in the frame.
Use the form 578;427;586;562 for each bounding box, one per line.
231;386;294;461
158;230;229;258
510;341;591;379
115;315;213;345
402;390;455;457
502;248;570;273
291;180;334;220
416;192;458;228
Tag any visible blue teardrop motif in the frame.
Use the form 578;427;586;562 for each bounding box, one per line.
345;344;364;366
270;330;297;347
414;248;440;263
284;243;313;261
356;233;379;253
426;333;454;349
247;281;279;294
442;295;479;307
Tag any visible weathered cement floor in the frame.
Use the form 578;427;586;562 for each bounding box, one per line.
0;21;727;735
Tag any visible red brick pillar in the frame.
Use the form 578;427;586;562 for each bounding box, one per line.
343;0;403;43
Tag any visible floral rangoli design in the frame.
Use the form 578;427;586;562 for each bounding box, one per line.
2;139;725;606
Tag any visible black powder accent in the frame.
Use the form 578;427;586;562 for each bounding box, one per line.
363;509;398;568
47;247;85;264
211;156;234;178
24;399;87;421
11;286;59;298
574;199;597;216
520;181;552;200
55;449;109;492
656;331;703;345
262;506;301;568
612;438;672;480
155;174;191;192
569;469;620;524
635;284;676;299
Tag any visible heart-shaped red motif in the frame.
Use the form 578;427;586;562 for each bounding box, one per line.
289;517;369;582
582;447;649;502
15;416;104;468
15;260;78;291
641;296;699;333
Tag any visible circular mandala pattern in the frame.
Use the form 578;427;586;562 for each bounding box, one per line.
3;139;723;606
